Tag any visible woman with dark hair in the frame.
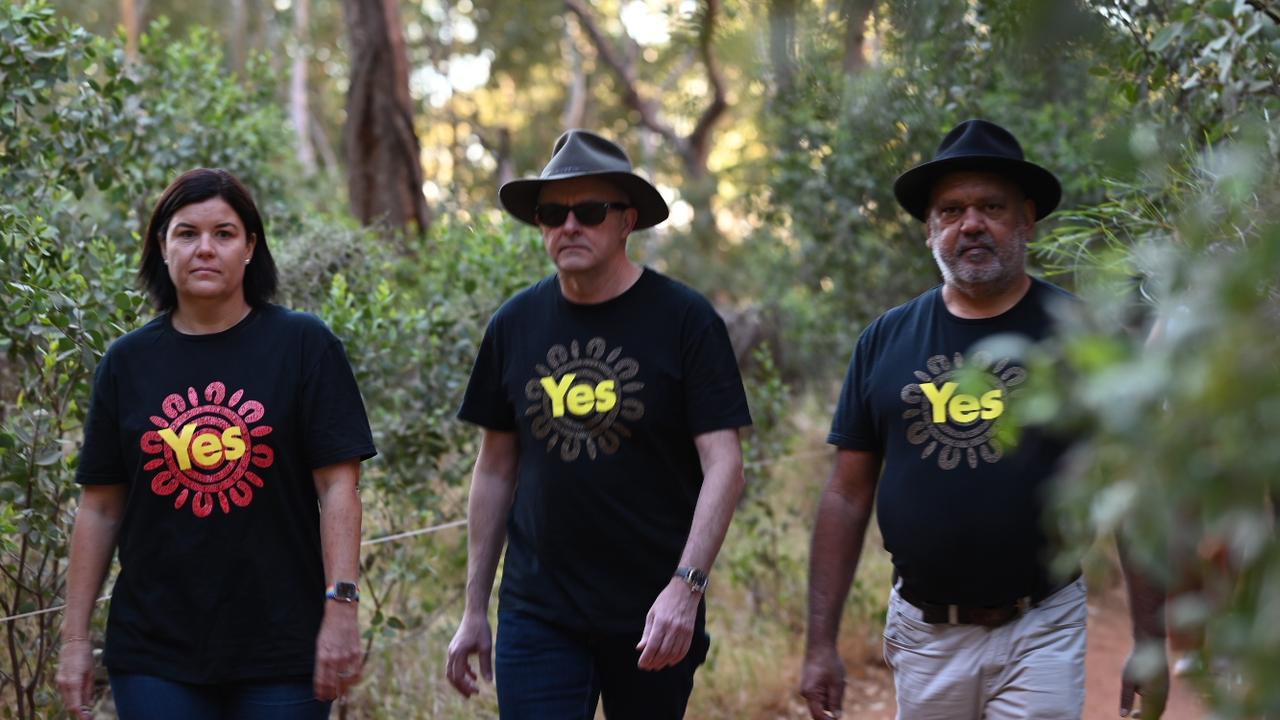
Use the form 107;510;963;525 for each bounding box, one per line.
56;168;375;719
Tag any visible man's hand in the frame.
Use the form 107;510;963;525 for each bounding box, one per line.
313;603;363;701
56;639;95;719
1120;643;1169;718
446;611;493;698
636;578;700;670
800;643;846;719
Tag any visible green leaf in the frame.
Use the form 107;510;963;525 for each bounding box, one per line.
1208;0;1234;19
1150;23;1181;53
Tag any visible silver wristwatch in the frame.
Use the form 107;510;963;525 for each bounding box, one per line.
673;566;709;594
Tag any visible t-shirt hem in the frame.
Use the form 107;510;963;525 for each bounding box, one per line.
104;658;315;684
74;472;127;486
455;409;517;432
826;432;877;450
688;412;753;437
308;444;378;470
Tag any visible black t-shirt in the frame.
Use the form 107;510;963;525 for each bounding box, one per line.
76;305;376;683
458;268;752;633
828;277;1076;605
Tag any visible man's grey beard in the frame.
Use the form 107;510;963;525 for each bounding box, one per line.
930;225;1029;297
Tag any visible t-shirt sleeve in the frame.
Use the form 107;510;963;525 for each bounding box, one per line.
299;339;377;469
457;316;517;432
827;327;879;451
682;309;752;435
76;352;127;485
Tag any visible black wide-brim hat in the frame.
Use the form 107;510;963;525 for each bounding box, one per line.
893;119;1061;222
500;129;670;230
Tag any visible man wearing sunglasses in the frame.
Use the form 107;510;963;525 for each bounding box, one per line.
447;129;752;719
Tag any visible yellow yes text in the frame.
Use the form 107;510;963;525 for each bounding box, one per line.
540;373;617;417
920;382;1003;424
158;424;246;470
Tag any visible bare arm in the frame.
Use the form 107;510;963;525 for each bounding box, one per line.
446;429;519;698
56;484;127;717
801;448;882;720
636;427;745;670
1118;539;1168;718
311;459;364;701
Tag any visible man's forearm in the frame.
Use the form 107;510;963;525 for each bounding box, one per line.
806;487;874;649
806;450;880;651
1119;540;1166;642
679;429;746;575
464;468;517;613
678;455;745;573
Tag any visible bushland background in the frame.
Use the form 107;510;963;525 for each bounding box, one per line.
1;0;1278;717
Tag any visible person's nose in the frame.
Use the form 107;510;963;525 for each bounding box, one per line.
958;206;985;235
194;232;216;256
560;207;583;233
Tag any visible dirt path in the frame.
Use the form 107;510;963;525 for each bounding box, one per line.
821;585;1208;720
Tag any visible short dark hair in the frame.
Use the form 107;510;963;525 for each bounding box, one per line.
139;168;278;310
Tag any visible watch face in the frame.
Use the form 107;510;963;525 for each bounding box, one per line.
333;582;359;601
677;567;708;591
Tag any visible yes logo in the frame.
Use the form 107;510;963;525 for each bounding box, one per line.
919;382;1004;424
901;353;1026;471
157;424;247;470
526;337;645;462
139;381;275;518
539;374;617;417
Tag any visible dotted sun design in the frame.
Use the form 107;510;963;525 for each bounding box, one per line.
900;352;1025;471
524;337;645;462
138;382;274;518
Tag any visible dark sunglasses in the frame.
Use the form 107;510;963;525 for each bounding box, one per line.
534;202;631;227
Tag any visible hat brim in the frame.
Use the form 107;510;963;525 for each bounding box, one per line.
500;171;669;230
893;156;1061;222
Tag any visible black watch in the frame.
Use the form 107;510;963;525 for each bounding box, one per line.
673;566;709;594
326;581;360;603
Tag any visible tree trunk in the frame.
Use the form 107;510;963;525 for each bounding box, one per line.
562;14;588;129
769;0;798;97
228;0;247;71
120;0;139;62
841;0;875;74
342;0;432;233
290;0;317;175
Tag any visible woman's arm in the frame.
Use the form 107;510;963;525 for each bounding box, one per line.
311;459;363;701
56;483;128;718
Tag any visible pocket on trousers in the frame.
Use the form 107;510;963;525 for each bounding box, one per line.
882;594;932;652
1036;579;1088;631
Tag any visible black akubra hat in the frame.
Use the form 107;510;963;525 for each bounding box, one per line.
499;129;670;229
893;119;1061;222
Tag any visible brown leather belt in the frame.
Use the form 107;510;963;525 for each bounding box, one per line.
895;571;1081;628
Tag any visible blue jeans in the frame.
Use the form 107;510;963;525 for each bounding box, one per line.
495;608;710;720
109;673;331;720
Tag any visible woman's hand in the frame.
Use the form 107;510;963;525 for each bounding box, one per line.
56;638;95;719
313;602;363;701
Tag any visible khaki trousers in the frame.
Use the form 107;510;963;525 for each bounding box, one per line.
883;578;1088;720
